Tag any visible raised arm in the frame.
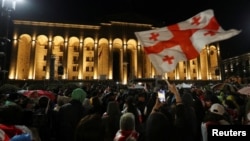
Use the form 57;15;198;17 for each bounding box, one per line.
166;80;182;105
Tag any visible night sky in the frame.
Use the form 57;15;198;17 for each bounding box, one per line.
12;0;250;60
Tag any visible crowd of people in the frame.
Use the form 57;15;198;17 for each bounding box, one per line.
0;77;250;141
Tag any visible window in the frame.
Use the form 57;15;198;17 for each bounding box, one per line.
86;46;94;51
73;66;78;71
58;66;64;75
73;56;78;64
60;45;64;51
86;66;94;72
86;57;94;62
43;56;47;61
90;66;94;72
74;46;78;52
86;57;90;62
59;56;63;63
193;69;196;73
43;66;46;71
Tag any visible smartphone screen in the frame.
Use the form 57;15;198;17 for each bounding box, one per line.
157;89;165;103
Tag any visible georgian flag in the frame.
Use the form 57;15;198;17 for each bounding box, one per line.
135;9;241;73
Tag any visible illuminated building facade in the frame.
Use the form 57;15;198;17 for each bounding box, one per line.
8;20;221;84
221;52;250;82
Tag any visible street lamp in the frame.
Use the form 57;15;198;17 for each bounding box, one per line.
0;0;19;85
1;0;17;10
1;0;19;37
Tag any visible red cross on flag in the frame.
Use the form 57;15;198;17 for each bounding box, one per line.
135;9;241;73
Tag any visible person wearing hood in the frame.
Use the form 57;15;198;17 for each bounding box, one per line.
56;88;87;141
174;92;198;141
114;112;139;141
102;101;122;141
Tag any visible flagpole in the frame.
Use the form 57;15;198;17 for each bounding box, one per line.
162;72;171;87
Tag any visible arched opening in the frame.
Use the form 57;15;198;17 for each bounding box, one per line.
113;49;120;82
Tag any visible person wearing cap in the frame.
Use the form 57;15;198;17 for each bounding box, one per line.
201;103;231;141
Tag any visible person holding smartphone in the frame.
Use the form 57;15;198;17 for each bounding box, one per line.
151;80;182;114
148;80;198;141
157;89;166;103
144;80;178;141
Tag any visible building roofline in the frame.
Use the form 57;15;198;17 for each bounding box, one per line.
13;20;101;30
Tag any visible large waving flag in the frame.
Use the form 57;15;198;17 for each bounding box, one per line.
135;9;241;73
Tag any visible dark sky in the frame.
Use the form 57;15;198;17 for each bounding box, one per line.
12;0;250;60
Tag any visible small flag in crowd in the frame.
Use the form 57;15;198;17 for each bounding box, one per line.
135;9;241;73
